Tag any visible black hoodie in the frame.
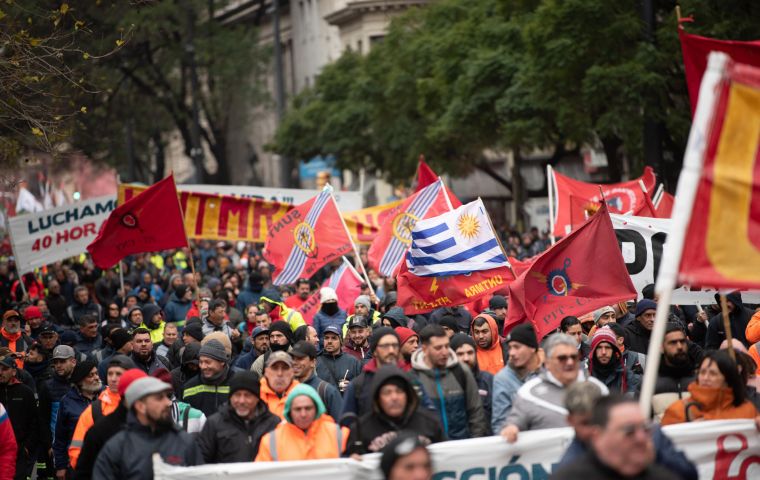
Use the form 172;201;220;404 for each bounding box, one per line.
705;292;752;349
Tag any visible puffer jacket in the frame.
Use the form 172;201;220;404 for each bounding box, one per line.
180;367;236;417
92;412;202;479
163;293;192;324
347;366;444;454
197;402;279;463
662;383;758;425
505;371;608;431
491;365;541;434
471;313;508;375
54;386;94;469
315;350;362;389
409;349;487;440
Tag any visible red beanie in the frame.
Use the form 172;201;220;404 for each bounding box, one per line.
24;306;42;320
118;368;148;397
394;327;418;347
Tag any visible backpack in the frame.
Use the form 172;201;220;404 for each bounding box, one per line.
92;399;103;423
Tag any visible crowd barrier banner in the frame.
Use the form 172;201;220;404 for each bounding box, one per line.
154;420;760;480
8;195;116;274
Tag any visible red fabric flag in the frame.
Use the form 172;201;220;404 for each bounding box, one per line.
415;158;462;208
397;262;515;315
87;175;187;269
678;60;760;289
550;167;656;238
368;181;454;277
505;204;637;341
297;258;364;324
655;191;675;218
264;190;354;285
679;29;760;116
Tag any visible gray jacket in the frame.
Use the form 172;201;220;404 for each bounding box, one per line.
491;365;542;434
505;370;608;431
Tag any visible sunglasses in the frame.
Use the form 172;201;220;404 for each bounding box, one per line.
555;353;579;363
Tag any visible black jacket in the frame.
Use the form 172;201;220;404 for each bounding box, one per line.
180;367;236;417
196;402;279;463
74;402;128;480
347;366;444;454
92;412;203;479
623;319;652;355
316;350;362;389
705;292;753;349
0;379;39;479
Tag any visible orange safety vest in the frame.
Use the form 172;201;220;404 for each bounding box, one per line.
68;389;121;468
255;416;349;461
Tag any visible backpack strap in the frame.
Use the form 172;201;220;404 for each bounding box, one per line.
91;399;103;423
317;380;328;401
269;430;278;461
182;404;191;431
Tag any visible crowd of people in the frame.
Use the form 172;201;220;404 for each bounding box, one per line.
0;239;759;480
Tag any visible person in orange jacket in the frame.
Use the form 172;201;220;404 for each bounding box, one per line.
255;383;349;461
68;355;134;468
662;350;758;425
744;310;760;375
259;351;299;419
470;313;507;375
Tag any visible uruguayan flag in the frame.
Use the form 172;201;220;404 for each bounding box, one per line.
406;199;510;276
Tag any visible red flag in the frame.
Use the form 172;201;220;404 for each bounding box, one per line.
297;258;364;324
264;190;353;285
655;191;674;218
87;175;187;269
679;29;760;116
505;204;637;341
368;180;454;277
678;60;760;289
415;158;462;208
550;167;656;237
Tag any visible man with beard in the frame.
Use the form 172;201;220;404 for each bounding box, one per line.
0;352;39;479
139;304;166;345
491;324;542;434
202;299;240;342
170;342;200;397
74;315;102;357
343;315;372;364
470;313;508;375
66;286;103;326
38;345;77;474
488;295;507;333
313;287;347;348
624;299;657;355
588;328;641;395
181;340;236;417
129;328;172;374
259;351;299;419
450;333;493;434
0;311;32;369
394;327;418;371
93;376;203;478
316;326;362;392
233;326;269;370
125;306;144;333
290;341;342;420
53;360;100;478
249;321;293;377
652;323;703;419
197;371;280;463
284;278;312;311
346;365;444;455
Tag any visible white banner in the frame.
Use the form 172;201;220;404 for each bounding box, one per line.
154;420;760;480
8;196;116;274
181;185;363;211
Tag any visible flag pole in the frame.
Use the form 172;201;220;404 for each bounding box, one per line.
329;187;376;298
169;172;200;302
115;174;125;301
638;52;728;418
546;164;556;245
439;177;454;211
480;197;518;280
720;295;737;361
1;201;27;300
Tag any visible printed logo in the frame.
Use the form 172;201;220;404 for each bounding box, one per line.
531;258;583;302
392;212;419;245
293;222;317;258
120;213;138;229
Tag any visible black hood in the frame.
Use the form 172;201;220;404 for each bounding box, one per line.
715;292;745;312
370;365;418;421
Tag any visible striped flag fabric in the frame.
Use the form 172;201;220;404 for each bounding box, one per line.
264;190;353;285
328;257;364;313
368;179;453;277
406;199;510;276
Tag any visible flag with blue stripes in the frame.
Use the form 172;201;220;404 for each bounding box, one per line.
406;199;510;276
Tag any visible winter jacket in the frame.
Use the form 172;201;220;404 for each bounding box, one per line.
260;296;306;332
129;350;172;375
552;449;680;480
201;318;235;338
197;402;280;463
409;349;487;440
505;371;608;432
746;310;760;344
301;372;343;421
92;412;203;479
171;400;206;434
661;383;758;425
181;367;236;417
66;301;103;326
588;336;641;395
316;350;362;390
0;379;38;479
473;368;494;435
340;358;408;419
256;384;349;461
0;403;17;480
491;365;541;434
38;373;71;445
471;314;508;375
0;330;33;369
68;388;120;469
347;366;444;454
705;292;753;349
74;333;102;358
75;402;127;480
53;386;94;469
342;340;371;364
313;309;347;348
623;319;652;355
259;377;299;420
652;350;701;419
163;293;192;324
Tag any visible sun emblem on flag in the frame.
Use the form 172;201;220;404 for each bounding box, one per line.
392;212;419;245
530;258;583;302
457;213;480;240
293;222;317;258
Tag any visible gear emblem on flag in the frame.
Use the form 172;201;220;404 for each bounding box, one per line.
120;213;138;229
531;258;583;301
293;222;317;258
391;212;419;245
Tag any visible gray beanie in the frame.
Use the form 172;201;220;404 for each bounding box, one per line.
199;339;228;363
125;377;172;408
355;295;371;310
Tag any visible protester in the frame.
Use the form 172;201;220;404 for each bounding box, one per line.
155;322;179;359
662;350;758;424
255;384;349;461
38;344;77;475
491;324;542;434
705;292;752;349
181;339;236;417
343;315;372;363
0;402;18;480
259;294;306;331
313;287;346;346
410;324;487;440
559;316;590;362
290;341;343;420
470;313;507;375
624;299;657;355
395;327;419;371
450;333;493;433
0;351;38;479
195;370;278;462
125;306;143;332
652;323;702;419
587;327;641;395
202;299;239;340
170;342;200;396
380;433;433;480
488;295;507;332
163;284;193;324
316;325;362;391
259;351;299;419
249;321;293;376
0;310;32;369
284;278;311;310
233;326;269;370
129;328;172;374
150;368;207;433
587;305;616;337
93;376;203;478
66;286;103;325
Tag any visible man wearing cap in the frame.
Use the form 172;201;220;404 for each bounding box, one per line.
395;327;418;372
0;351;39;479
343;315;372;363
38;344;77;471
256;384;349;461
587;306;617;338
350;294;381;325
470;313;508;375
249;321;293;377
0;311;32;369
624;299;658;356
37;324;60;356
316;325;362;392
54;359;100;478
197;371;280;463
450;333;494;434
259;351;299;419
124;305;144;333
588;327;641;395
379;433;433;480
93;376;203;478
291;341;343;420
163;284;193;324
380;307;409;329
488;295;508;331
491;323;542;434
181;339;236;417
170;343;200;398
69;355;134;469
312;287;347;348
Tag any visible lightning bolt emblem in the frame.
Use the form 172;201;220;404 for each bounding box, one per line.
430;277;439;294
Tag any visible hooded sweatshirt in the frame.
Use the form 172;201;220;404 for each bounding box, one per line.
139;303;166;344
705;292;752;349
471;314;507;375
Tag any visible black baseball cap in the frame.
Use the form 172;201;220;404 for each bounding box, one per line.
290;341;317;359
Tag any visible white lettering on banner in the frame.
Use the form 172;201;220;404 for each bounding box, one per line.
181;185;363;211
153;420;760;480
8;195;116;274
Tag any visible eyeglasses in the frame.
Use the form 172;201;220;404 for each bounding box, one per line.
617;422;653;438
375;343;400;350
555;353;579;363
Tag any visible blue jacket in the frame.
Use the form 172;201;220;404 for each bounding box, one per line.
302;372;343;421
164;293;192;323
313;309;347;346
233;350;258;371
491;365;540;434
39;373;71;444
75;333;103;358
236;289;262;315
54;386;94;468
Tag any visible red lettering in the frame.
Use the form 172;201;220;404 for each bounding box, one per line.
42;236;51;249
31;238;40;252
84;223;96;236
70;226;83;240
56;229;69;244
715;433;760;479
